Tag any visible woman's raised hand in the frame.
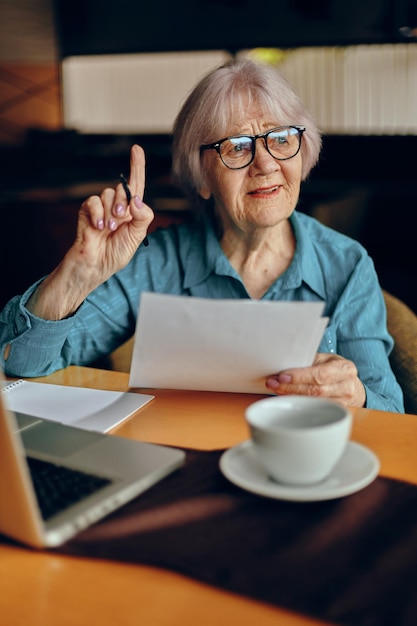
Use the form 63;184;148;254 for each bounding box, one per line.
71;144;154;285
26;145;154;320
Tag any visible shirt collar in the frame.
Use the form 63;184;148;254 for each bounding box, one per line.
183;215;240;289
288;211;326;299
183;211;327;300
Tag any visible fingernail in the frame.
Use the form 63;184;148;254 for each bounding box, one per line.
108;218;117;231
278;374;292;383
97;219;104;230
134;196;143;208
266;377;279;389
115;203;125;215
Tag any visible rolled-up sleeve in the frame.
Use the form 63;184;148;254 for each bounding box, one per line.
0;281;79;377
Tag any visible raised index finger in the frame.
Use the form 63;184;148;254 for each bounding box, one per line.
128;144;146;200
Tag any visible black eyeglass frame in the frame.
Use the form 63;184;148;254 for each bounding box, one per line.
200;125;306;170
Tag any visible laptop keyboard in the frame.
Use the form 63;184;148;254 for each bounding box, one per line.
27;457;112;521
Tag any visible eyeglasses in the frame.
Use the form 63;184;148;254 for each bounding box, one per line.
200;125;305;170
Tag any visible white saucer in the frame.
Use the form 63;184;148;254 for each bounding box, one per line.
219;440;380;502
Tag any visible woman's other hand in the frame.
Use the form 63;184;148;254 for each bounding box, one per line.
266;352;366;407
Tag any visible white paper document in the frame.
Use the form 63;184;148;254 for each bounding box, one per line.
1;380;154;433
129;293;328;394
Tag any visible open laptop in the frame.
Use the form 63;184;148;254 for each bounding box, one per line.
0;370;185;548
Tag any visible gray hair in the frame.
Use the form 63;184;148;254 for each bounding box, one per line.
172;58;322;213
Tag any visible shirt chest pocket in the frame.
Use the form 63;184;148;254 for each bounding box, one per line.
319;323;337;354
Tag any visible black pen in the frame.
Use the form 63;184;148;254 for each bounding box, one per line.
119;173;149;246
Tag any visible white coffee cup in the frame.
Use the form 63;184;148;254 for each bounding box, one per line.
245;396;352;486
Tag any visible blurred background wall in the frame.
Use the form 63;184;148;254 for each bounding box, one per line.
1;0;417;143
0;0;60;145
1;0;417;313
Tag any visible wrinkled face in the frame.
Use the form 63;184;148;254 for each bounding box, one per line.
199;107;303;235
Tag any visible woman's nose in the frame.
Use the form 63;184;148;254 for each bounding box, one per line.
250;138;280;173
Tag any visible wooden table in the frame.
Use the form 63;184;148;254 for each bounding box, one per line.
1;366;416;626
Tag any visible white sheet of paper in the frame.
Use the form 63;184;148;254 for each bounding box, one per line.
129;293;328;394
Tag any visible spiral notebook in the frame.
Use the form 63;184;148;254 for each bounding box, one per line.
1;379;154;433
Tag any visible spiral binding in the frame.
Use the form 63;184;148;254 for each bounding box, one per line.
1;379;25;393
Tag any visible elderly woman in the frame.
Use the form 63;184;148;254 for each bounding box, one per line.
0;59;403;412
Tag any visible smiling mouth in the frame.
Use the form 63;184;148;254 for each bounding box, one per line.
248;186;280;195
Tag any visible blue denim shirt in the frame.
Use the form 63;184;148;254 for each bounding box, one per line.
0;211;404;412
